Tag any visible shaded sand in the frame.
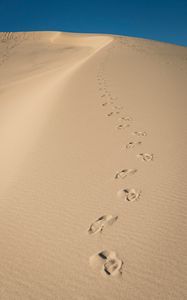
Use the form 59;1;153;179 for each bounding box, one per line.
0;31;187;299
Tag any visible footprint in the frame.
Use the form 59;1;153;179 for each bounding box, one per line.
117;188;141;202
103;252;123;276
126;141;142;149
119;116;133;122
114;106;123;110
133;131;147;137
137;153;154;162
115;168;137;179
89;250;123;277
117;124;130;130
107;112;114;117
88;215;118;235
89;250;109;273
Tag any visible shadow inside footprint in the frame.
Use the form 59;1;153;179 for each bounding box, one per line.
137;153;154;162
117;188;141;202
98;250;109;260
115;169;137;179
126;141;142;149
107;112;114;117
117;124;130;130
88;215;118;235
89;250;123;277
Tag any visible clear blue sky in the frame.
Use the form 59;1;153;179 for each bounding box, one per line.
0;0;187;46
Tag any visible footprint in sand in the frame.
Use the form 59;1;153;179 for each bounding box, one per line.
137;153;154;162
107;112;114;117
117;188;141;202
133;131;147;137
126;141;142;149
119;116;133;122
88;215;118;235
114;105;123;110
102;102;114;107
115;168;137;179
117;124;130;130
89;250;123;277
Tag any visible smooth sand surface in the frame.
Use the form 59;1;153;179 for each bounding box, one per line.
0;31;187;299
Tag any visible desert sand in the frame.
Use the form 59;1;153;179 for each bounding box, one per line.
0;31;187;300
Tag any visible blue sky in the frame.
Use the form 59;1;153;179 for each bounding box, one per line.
0;0;186;46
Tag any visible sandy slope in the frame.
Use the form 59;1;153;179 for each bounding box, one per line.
0;31;187;300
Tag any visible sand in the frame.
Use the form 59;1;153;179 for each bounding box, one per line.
0;31;187;300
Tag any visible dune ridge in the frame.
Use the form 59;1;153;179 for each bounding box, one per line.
0;31;187;300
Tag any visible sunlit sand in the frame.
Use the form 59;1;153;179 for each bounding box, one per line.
0;31;187;299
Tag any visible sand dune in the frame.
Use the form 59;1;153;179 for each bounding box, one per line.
0;31;187;299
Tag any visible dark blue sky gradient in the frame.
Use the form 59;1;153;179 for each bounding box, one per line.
0;0;186;46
